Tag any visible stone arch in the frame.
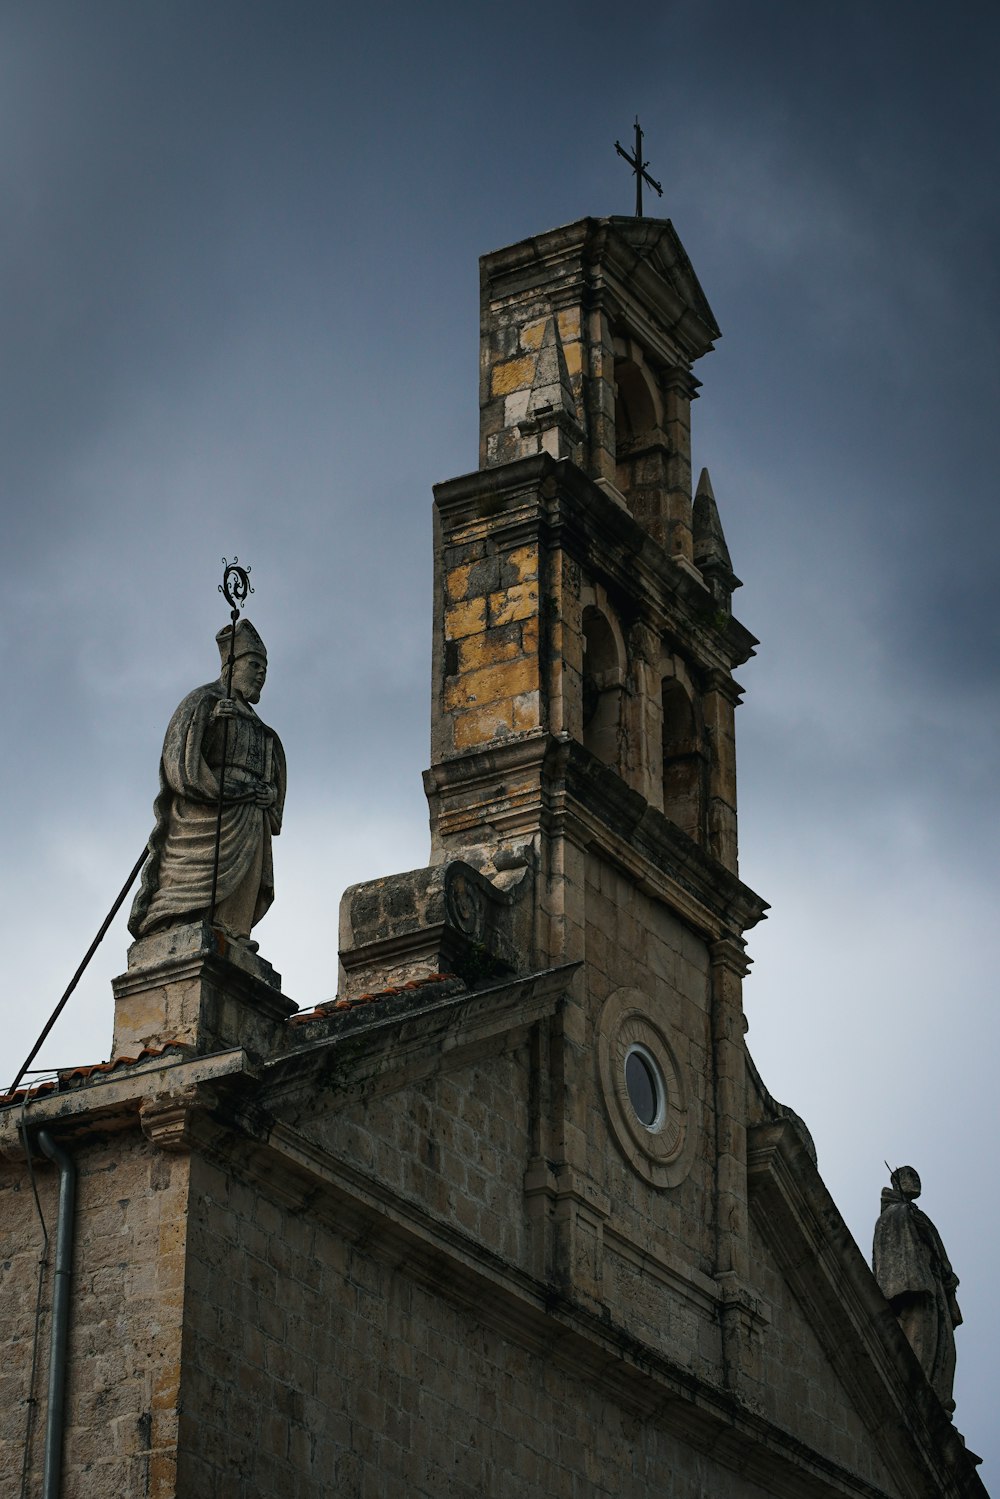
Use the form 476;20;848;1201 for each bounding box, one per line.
614;349;664;498
582;605;625;769
614;356;658;444
613;338;663;436
660;673;703;841
612;339;675;544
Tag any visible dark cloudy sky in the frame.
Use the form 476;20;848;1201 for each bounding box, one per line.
2;1;997;1477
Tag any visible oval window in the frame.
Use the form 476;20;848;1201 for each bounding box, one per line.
624;1046;663;1130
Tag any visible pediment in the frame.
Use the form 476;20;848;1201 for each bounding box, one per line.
748;1119;985;1497
606;215;721;343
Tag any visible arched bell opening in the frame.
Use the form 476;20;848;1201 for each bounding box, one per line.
615;358;658;443
614;357;661;493
661;677;703;842
582;607;624;770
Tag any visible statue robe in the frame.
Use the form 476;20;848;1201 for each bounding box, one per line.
129;679;286;940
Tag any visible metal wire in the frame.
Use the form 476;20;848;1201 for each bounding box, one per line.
8;846;148;1098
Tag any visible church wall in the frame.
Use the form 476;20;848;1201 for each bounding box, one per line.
289;1044;534;1270
177;1152;796;1499
557;851;727;1386
177;1151;345;1495
583;853;714;1257
0;1133;189;1499
747;1212;902;1496
583;857;711;1026
599;1240;722;1382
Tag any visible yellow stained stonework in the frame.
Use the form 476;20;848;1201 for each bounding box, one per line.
488;583;537;627
446;563;473;602
444;598;487;640
520;617;540;656
158;1212;186;1257
562;342;583;377
453;702;514;749
149;1453;177;1499
457;628;525;673
505;544;538;582
444;656;538;712
520;318;548;351
490;356;536;396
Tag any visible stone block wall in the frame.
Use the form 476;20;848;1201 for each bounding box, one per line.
177;1153;339;1496
436;535;541;760
300;1046;534;1269
479;302;587;470
0;1135;189;1499
748;1213;899;1492
577;855;724;1372
178;1153;783;1499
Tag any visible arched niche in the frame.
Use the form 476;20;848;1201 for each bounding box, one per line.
582;606;624;769
661;676;703;842
614;357;658;446
613;342;669;527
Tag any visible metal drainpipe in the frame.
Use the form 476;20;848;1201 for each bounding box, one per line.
36;1131;76;1499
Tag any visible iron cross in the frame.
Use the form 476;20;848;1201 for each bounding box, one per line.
614;117;663;218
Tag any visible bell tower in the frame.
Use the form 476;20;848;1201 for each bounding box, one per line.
418;217;768;1376
426;216;754;914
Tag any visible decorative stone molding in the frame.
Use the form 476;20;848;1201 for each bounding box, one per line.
597;987;696;1188
339;856;535;998
140;1094;201;1153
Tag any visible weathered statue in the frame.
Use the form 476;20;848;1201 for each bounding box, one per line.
129;619;285;948
872;1165;962;1411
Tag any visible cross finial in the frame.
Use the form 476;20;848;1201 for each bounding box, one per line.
614;116;663;218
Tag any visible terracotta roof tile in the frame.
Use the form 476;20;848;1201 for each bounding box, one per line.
288;973;458;1026
0;1041;191;1110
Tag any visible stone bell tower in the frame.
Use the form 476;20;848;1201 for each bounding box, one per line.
424;216;755;951
411;216;769;1383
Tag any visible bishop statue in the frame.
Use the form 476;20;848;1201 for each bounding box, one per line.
129;619;285;950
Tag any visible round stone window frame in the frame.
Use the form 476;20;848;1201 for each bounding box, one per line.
597;988;696;1189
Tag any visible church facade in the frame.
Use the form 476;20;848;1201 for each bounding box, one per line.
0;216;986;1497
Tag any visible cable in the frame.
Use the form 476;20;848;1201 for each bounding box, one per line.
8;846;148;1097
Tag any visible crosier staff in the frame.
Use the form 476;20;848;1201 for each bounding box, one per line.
209;556;253;927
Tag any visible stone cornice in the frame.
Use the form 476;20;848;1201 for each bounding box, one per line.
0;1047;254;1159
479;216;720;363
425;732;768;939
434;453;757;674
557;739;768;939
590;217;721;361
257;964;576;1115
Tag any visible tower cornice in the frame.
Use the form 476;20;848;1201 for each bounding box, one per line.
435;453;757;676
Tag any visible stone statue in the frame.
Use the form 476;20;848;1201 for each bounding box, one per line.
129;619;285;949
872;1165;962;1411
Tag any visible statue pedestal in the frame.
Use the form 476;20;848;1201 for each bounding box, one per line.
111;922;295;1061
